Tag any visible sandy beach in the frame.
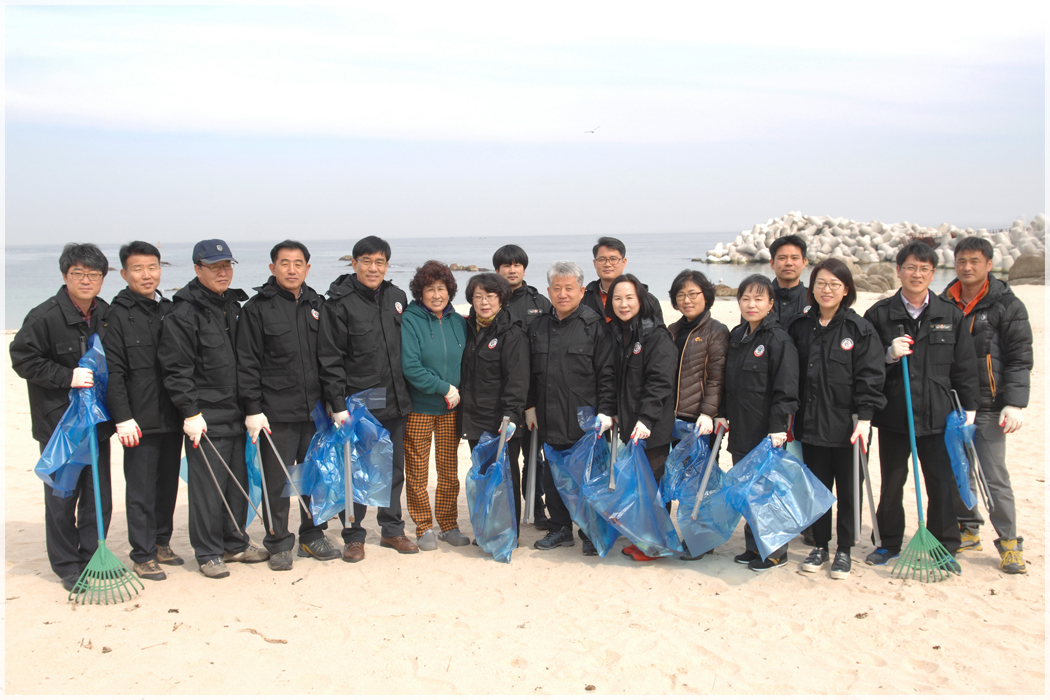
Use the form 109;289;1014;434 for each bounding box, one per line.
3;288;1044;695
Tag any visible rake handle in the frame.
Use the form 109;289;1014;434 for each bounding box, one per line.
88;416;105;542
898;325;924;525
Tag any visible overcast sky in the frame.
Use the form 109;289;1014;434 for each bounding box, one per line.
5;3;1046;245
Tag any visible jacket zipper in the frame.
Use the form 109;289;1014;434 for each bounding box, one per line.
986;354;996;398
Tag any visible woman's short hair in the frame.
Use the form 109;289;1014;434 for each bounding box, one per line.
465;273;512;307
668;269;715;311
807;259;857;309
604;274;660;321
736;274;775;301
408;260;458;302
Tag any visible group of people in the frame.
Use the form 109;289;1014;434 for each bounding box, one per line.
11;232;1032;591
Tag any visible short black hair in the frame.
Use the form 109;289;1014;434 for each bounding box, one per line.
737;274;775;301
896;240;937;267
409;260;458;303
270;239;311;263
492;244;529;270
806;258;857;309
59;243;109;276
953;237;993;261
604;274;660;321
352;235;391;261
466;273;512;307
769;235;808;261
592;236;626;259
668;269;715;312
119;241;161;269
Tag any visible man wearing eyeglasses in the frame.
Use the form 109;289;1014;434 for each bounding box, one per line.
11;243;115;592
862;241;979;573
582;237;663;323
159;239;269;579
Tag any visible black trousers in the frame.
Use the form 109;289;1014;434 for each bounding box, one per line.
875;429;961;555
801;442;857;552
517;425;546;513
40;438;112;580
123;432;181;563
185;433;249;565
340;415;407;543
732;452;789;562
258;421;327;553
468;437;523;534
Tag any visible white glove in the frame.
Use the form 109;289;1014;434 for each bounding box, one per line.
444;385;461;409
71;367;94;388
183;413;207;448
964;410;976;427
715;417;730;433
999;406;1023;434
769;432;787;448
695;414;714;436
524;407;537;430
850;419;871;454
245;413;271;443
889;335;913;360
596;413;614;435
332;410;350;427
630;420;651;444
116;419;142;448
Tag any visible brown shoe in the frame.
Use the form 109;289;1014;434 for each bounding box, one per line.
343;541;365;563
380;534;419;554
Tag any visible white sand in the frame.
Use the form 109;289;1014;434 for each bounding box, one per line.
4;288;1045;694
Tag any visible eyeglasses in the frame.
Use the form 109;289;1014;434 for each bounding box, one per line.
900;264;934;275
472;293;499;304
594;257;623;265
675;291;702;302
356;257;388;269
813;281;844;291
67;270;104;282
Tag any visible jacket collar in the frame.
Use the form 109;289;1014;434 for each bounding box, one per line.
255;276;319;304
56;285;96;326
174;278;247;309
113;286;166;312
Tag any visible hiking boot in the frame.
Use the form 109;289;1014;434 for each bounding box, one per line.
958;526;982;553
155;545;185;566
864;547;900;566
734;550;760;565
534;527;574;550
416;529;438;551
343;541;365;563
297;536;340;561
830;550;852;580
199;558;230;579
224;544;270;564
133;559;167;581
582;539;598;556
380;535;419;553
268;550;293;571
437;528;470;547
748;553;787;571
799;547;829;573
995;538;1027;575
801;527;816;547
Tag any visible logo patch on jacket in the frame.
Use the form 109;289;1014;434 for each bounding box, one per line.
311;309;320;320
633;342;642;355
754;344;766;357
803;305;812;313
840;338;854;350
931;323;951;331
395;302;403;314
488;338;498;349
527;308;540;315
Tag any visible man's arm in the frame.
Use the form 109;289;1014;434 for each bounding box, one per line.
999;298;1033;409
949;316;980;411
101;314;135;424
158;311;202;419
317;301;349;408
592;324;617;417
10;315;75;389
235;303;267;416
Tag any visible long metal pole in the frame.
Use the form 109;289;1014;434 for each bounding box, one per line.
690;422;726;521
202;434;265;525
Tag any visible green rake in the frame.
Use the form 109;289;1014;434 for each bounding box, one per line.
69;426;142;604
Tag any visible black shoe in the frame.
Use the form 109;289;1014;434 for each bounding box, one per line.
938;557;962;576
830;549;852;579
748;553;788;571
533;512;551;530
61;574;80;592
297;536;341;561
734;550;760;565
534;527;574;550
582;539;597;556
799;547;829;573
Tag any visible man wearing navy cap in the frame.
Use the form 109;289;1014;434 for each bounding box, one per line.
159;239;269;578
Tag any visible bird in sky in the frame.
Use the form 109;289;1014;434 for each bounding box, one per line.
584;126;600;133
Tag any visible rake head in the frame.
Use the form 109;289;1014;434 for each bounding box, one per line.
68;540;143;605
892;525;960;583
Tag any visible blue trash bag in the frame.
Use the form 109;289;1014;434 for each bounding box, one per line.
243;434;265;528
543;407;621;557
944;410;979;510
466;426;518;563
661;420;707;503
722;437;836;561
667;423;743;556
581;438;684;558
281;402;327;500
35;334;110;497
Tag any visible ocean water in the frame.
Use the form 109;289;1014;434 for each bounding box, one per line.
4;231;957;327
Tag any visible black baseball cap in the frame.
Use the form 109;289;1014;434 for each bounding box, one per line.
192;239;238;265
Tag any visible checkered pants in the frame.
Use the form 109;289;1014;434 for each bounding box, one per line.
404;412;461;536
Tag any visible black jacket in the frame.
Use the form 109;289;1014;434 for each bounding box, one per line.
863;291;979;436
610;317;678;448
527;304;617;447
940;274;1032;412
582;279;665;324
317;274;412;422
504;283;552;330
771;279;809;327
788;306;886;447
158;278;248;437
721;314;799;458
11;287;115;443
237;277;325;423
459;307;530;441
101;288;181;435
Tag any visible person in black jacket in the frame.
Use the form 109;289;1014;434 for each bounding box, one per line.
525;261;617;555
768;235;810;327
460;273;530;532
317;235;419;562
159;239;268;579
581;237;663;324
237;240;339;571
720;274;800;571
788;259;886;580
941;236;1032;574
862;241;979;572
10;243;114;592
101;241;183;582
494;244;552;528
